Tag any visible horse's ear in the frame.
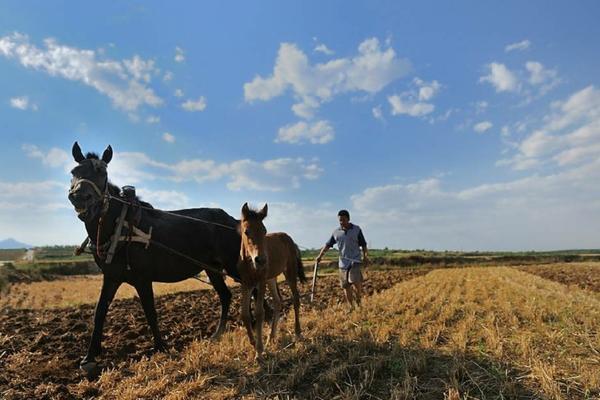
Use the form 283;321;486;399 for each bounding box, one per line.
241;202;250;219
72;142;85;163
258;203;268;220
101;145;113;164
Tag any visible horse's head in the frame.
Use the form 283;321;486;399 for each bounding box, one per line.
68;142;113;221
240;202;268;269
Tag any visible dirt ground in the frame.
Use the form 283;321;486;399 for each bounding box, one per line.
514;262;600;292
0;268;429;399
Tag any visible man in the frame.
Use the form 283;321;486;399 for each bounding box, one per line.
316;210;369;310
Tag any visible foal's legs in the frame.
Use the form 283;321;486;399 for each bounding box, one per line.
287;277;302;338
254;280;267;359
206;270;232;339
241;285;255;346
82;278;121;366
134;279;167;351
267;279;282;346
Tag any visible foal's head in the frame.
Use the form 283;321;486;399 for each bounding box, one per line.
240;202;268;269
68;142;113;221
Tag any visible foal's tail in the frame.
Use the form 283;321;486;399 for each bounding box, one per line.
295;243;307;284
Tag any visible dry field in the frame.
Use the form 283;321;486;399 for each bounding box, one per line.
0;274;216;309
0;265;599;399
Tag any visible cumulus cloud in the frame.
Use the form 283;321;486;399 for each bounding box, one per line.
107;151;323;192
498;85;600;170
0;32;163;112
146;115;160;124
174;88;184;97
473;121;493;133
372;105;383;121
244;38;411;119
174;46;185;63
276;120;335;144
314;43;334;55
22;144;71;169
525;61;560;94
479;62;520;92
387;77;441;118
136;188;189;210
505;39;531;52
0;180;69;212
350;159;600;250
162;132;175;143
181;96;207;112
163;70;174;82
10;96;37;111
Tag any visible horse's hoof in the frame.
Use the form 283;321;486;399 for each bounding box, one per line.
80;361;101;379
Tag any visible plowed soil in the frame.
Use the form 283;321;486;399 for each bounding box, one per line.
0;268;429;399
515;262;600;292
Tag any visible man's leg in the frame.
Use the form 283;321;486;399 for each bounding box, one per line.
353;281;363;307
340;268;354;311
344;285;355;309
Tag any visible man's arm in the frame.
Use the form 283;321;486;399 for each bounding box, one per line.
358;229;369;266
315;245;330;263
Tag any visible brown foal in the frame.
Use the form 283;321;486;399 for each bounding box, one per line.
237;203;306;359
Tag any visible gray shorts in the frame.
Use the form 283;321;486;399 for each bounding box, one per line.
339;263;363;289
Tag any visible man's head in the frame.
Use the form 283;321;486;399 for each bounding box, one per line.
338;209;350;229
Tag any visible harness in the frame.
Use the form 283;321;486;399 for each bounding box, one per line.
71;177;236;280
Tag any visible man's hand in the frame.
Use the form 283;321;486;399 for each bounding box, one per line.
315;255;322;263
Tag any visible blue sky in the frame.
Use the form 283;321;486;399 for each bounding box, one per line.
1;1;599;250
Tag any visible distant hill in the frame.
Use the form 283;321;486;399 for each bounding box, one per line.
0;238;32;249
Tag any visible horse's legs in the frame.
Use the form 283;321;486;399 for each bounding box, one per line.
82;277;121;366
288;277;302;338
133;280;167;352
254;280;267;359
267;279;282;346
206;270;232;339
241;285;255;346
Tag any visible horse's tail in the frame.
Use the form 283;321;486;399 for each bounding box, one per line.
295;243;307;283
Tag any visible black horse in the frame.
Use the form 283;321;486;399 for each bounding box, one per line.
68;142;243;371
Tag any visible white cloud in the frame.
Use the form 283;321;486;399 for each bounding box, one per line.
174;46;185;63
244;38;410;119
22;144;71;169
388;94;434;117
163;70;174;82
0;32;163;112
505;39;531;52
314;43;334;55
475;100;488;114
387;77;441;118
414;78;441;101
499;85;600;170
181;96;207;112
276;120;335;144
136;188;189;210
350;159;600;250
525;61;560;94
473;121;493;133
162;132;175;143
174;88;184;97
479;62;519;92
10;96;37;111
109;151;323;192
372;105;383;121
146;115;160;124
